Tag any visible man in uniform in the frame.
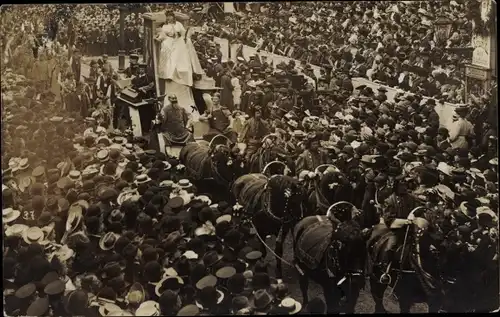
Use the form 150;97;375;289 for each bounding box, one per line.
131;64;155;99
239;106;270;162
295;133;328;175
159;95;194;146
124;54;140;78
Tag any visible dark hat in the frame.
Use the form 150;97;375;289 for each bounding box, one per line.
159;289;181;312
253;289;274;311
26;297;50;316
44;279;65;296
198;286;220;310
156;276;184;295
40;271;60;287
144;261;163;283
251;272;271;291
341;145;355;156
227;273;246;294
64;290;89;315
177;304;200;316
130;53;139;60
196;275;217;291
96;286;117;301
306;297;327;314
15;283;37;299
202;251;222;268
101;261;124;279
167;196;184;210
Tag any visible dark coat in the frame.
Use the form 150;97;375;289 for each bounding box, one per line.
220;74;234;110
71;57;82;82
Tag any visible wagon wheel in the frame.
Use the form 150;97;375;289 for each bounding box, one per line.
208;134;231;150
262;160;290;177
326;201;360;222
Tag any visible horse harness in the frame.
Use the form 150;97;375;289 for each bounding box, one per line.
319;216;363;295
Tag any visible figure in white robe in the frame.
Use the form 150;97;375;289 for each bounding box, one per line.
155;12;204;87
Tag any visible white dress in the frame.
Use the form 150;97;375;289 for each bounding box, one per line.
157;22;204;87
231;77;241;106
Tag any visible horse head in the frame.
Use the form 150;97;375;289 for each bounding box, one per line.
266;175;306;222
333;219;367;286
211;143;239;184
318;170;349;205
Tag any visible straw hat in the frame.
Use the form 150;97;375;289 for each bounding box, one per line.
135;301;160;316
99;232;120;251
134;174;152;186
194;195;212;205
3;207;21;223
278;297;302;315
98;303;124;317
177;179;193;189
22;226;48;245
5;224;28;237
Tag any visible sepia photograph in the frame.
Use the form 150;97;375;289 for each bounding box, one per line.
1;1;498;315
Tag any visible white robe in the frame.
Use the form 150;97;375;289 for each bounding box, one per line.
157;22;203;87
231;77;241;106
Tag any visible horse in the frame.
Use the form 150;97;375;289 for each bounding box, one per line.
307;164;355;216
231;171;307;278
366;202;454;313
247;134;295;175
293;202;367;313
179;134;246;202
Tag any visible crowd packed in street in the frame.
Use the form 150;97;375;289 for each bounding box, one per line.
2;2;499;316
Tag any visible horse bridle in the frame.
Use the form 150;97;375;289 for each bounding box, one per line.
261;179;303;224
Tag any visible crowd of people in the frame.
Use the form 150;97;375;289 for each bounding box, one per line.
2;2;499;316
9;1;480;105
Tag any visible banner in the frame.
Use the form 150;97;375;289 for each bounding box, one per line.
352;77;456;129
229;43;322;78
213;37;229;62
